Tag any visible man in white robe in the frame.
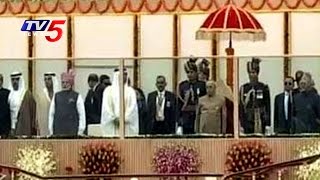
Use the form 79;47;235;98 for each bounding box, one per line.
37;73;59;136
8;72;37;136
48;70;86;136
100;69;139;136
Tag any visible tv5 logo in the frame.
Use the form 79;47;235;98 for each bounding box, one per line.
21;20;66;42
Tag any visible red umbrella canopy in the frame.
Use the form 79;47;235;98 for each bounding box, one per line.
196;4;266;41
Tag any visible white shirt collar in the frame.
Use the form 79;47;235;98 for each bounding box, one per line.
158;90;165;96
285;91;293;96
91;83;98;91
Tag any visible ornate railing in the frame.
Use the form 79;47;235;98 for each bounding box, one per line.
0;164;224;179
0;154;319;179
222;153;320;180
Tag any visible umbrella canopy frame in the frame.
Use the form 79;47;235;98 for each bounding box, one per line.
196;4;266;45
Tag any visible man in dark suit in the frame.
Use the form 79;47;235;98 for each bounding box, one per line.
0;74;11;137
147;76;177;134
135;88;148;135
99;74;111;87
95;74;110;109
274;76;294;134
84;74;102;134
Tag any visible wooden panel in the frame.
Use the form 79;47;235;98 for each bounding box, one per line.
140;15;174;95
0;17;28;88
34;16;68;97
179;14;211;82
0;138;315;179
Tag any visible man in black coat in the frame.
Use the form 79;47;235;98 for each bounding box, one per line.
147;76;177;134
135;88;148;135
84;74;102;134
274;76;294;134
239;58;271;134
0;74;11;137
177;58;207;134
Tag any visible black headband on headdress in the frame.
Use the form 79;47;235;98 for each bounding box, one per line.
10;73;22;78
247;57;261;74
44;73;56;77
184;57;198;72
114;68;128;72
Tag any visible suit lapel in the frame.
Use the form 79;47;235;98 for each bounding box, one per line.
164;91;168;112
280;93;285;119
152;91;157;113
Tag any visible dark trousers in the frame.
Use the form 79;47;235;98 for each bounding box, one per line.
152;121;171;135
181;112;196;134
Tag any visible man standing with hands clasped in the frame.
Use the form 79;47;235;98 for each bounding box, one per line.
48;70;86;136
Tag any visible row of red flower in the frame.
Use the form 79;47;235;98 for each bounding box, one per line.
0;0;319;15
76;141;272;178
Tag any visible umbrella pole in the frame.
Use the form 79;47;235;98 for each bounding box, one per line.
225;32;239;138
225;32;234;88
229;32;232;48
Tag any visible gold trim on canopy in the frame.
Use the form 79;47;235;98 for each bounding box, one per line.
1;0;320;15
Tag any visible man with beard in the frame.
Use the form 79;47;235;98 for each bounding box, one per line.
0;74;11;137
177;57;206;134
9;72;37;136
239;58;271;134
48;70;86;136
100;68;139;136
37;73;59;136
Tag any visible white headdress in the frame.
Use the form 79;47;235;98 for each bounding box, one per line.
9;72;25;92
8;72;27;117
111;68;129;117
43;72;60;101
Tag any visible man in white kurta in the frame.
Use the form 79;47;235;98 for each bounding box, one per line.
37;73;59;136
100;69;139;136
48;70;86;136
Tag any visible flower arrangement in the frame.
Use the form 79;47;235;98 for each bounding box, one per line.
225;141;272;179
295;141;320;180
15;144;57;180
79;142;120;178
152;143;201;180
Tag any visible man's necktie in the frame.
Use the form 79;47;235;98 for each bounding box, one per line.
158;94;163;107
156;93;164;121
288;93;292;121
89;89;94;104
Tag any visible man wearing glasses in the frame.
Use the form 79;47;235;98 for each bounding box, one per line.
274;76;294;134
